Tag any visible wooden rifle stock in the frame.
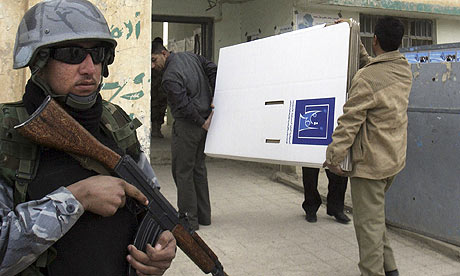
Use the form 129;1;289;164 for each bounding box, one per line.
14;96;228;276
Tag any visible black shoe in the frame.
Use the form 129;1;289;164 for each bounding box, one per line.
385;269;399;276
327;211;350;224
305;213;317;223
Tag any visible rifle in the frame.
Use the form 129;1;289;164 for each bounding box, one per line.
14;96;228;276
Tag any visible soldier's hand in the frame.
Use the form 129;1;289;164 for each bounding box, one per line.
127;231;176;276
67;175;148;217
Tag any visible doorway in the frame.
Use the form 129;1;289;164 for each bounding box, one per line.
152;15;213;60
150;15;214;138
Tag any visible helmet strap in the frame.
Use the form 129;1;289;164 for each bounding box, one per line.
64;84;102;110
31;71;67;104
30;49;50;75
30;49;102;111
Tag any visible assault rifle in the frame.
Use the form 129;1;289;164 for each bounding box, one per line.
15;96;228;276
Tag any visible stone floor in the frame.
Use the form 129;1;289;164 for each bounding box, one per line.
150;158;460;276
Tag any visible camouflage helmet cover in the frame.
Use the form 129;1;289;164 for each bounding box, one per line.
13;0;117;69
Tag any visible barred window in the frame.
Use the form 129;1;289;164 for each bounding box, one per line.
359;14;433;56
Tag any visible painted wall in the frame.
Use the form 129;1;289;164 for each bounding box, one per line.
97;0;153;152
169;23;200;42
1;0;153;154
322;0;460;16
437;18;460;44
239;0;359;40
0;0;27;103
152;0;243;62
152;22;163;40
240;0;295;40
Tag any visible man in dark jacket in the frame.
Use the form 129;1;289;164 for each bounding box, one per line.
151;42;216;230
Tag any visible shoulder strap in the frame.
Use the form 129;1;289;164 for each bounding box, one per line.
101;100;142;158
0;102;52;276
0;102;40;206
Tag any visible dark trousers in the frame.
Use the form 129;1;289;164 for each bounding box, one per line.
151;86;167;126
171;119;211;228
301;167;348;215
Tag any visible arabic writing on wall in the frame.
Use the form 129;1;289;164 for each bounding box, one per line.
103;12;148;118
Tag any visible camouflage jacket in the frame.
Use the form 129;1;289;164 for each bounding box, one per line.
0;182;83;275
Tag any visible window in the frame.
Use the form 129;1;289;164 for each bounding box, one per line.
359;14;433;56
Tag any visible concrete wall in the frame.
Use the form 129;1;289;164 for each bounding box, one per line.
169;23;200;42
322;0;460;16
1;0;153;154
0;1;27;103
152;22;163;40
240;0;295;40
437;18;460;44
152;0;242;62
239;0;359;38
97;0;153;151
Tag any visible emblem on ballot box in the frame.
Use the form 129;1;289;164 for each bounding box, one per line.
292;97;335;146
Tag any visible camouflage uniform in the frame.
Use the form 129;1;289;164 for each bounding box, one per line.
0;183;83;275
1;1;138;275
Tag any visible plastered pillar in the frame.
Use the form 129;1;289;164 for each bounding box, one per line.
0;0;28;103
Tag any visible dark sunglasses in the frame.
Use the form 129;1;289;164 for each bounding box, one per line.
50;46;107;65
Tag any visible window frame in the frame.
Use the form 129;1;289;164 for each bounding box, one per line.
359;14;433;56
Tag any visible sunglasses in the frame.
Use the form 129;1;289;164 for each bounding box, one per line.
50;46;107;65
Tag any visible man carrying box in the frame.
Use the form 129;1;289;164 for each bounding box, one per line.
324;16;412;276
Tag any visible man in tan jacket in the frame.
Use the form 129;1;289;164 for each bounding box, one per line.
323;17;412;276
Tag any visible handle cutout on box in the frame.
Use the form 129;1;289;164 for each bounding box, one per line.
265;100;284;106
265;139;280;144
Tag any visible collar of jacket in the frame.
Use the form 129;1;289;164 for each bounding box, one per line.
365;50;405;67
164;51;175;69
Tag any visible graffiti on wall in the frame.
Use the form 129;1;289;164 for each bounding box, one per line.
102;72;145;101
110;12;141;40
103;11;148;116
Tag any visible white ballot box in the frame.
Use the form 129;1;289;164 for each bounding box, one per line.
205;23;351;168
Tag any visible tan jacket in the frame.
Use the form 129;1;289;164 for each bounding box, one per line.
326;45;413;179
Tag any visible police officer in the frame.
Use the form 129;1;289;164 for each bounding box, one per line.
0;1;176;275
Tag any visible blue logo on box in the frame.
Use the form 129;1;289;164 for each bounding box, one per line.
292;97;335;145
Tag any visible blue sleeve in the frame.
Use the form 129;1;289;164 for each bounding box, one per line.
0;181;83;275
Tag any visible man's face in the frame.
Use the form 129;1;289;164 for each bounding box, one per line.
41;41;103;96
151;51;167;72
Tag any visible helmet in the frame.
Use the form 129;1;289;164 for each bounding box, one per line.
13;0;116;70
13;0;117;110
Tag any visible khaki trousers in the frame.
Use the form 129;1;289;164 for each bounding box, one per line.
350;176;397;276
